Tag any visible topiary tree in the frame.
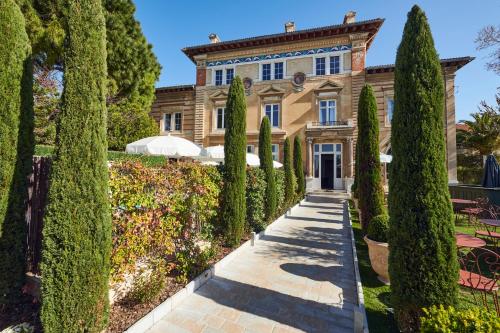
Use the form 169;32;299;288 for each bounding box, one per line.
0;0;34;305
283;137;295;206
388;5;458;331
259;116;276;222
357;84;385;231
293;135;305;197
222;76;247;246
40;1;112;331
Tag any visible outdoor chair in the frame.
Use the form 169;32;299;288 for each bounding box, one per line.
470;198;500;247
458;247;499;315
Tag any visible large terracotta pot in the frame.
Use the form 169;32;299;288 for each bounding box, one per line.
364;235;390;284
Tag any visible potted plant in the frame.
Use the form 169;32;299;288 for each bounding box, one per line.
364;214;390;284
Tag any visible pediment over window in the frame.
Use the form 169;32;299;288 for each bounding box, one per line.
257;85;286;96
314;80;344;95
209;90;228;101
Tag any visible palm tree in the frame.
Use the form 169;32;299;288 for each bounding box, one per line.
460;94;500;159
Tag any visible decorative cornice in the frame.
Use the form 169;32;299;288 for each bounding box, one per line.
206;45;351;67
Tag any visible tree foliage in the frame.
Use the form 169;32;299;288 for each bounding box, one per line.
40;1;112;331
283;137;296;205
389;5;458;331
0;0;34;305
475;25;500;75
459;94;500;156
357;84;385;230
293;136;305;197
222;77;247;247
259;116;277;221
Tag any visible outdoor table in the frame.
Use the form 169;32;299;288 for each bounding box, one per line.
456;232;486;248
451;199;478;205
480;219;500;228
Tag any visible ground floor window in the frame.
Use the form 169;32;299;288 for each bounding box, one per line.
216;107;226;129
271;144;279;161
164;112;182;132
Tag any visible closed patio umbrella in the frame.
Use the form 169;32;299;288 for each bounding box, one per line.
482;154;500;188
125;135;202;158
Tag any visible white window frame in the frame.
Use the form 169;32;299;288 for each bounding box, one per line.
263;103;280;128
318;99;337;125
259;60;286;81
211;66;236;86
163;112;182;132
312;51;346;76
214;106;226;130
271;144;279;161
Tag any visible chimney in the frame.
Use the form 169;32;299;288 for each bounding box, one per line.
343;11;356;24
285;21;295;33
208;33;220;44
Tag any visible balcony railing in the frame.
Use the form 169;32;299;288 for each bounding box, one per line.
311;120;348;127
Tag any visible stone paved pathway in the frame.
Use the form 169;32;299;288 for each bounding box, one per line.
146;192;357;333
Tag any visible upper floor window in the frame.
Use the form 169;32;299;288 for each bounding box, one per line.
262;62;284;81
164;112;182;131
265;104;280;128
274;62;284;80
262;63;272;81
216;107;226;129
387;98;394;123
316;57;326;75
271;144;279;161
215;70;223;86
226;68;234;85
319;100;336;125
330;56;340;74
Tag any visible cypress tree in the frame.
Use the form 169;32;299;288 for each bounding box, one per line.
293;136;305;196
283;137;295;205
352;141;360;198
388;5;457;331
222;76;247;246
40;1;112;331
259;116;276;221
0;0;34;304
357;84;385;231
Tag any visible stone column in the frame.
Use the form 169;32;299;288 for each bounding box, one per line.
346;137;354;178
306;137;313;177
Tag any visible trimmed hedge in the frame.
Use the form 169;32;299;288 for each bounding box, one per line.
366;214;389;243
222;76;247;247
421;305;500;333
40;1;112;331
389;5;458;331
0;0;34;305
294;136;305;196
357;84;385;230
259;116;277;222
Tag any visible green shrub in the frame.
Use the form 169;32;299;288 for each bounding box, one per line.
421;305;500;333
294;136;305;197
175;241;218;284
389;5;458;331
246;167;266;232
0;0;34;305
127;263;168;304
357;84;385;231
367;215;389;243
40;1;112;330
275;168;285;217
283;137;296;205
259;116;277;222
222;77;247;247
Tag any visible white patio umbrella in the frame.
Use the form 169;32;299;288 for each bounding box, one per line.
125;135;202;158
245;153;261;167
380;153;393;164
198;147;281;168
273;160;283;168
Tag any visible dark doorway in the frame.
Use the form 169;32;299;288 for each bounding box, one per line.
321;154;334;189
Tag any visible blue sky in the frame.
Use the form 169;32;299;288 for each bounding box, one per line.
134;0;499;121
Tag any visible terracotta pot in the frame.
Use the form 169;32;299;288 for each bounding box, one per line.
364;235;390;285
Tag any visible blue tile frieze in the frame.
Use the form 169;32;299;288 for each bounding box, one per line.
206;44;351;67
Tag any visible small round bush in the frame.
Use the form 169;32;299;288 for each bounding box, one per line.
367;214;389;243
421;305;500;333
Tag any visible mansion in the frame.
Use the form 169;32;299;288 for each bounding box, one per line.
150;11;472;191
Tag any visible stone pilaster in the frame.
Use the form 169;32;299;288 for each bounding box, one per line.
444;70;458;183
306;137;313;178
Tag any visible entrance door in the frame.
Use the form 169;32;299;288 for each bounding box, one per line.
321;154;334;190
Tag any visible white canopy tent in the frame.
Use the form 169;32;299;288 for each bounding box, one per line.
125;135;202;158
198;146;283;168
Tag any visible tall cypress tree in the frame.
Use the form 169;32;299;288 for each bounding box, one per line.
357;84;385;231
222;76;247;246
352;140;360;198
283;137;295;205
389;5;457;331
293;136;305;196
259;116;276;221
40;1;112;331
0;0;34;305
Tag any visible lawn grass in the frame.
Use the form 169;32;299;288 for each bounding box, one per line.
35;145;167;168
348;200;493;332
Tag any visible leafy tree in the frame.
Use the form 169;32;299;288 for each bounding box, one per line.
459;94;500;157
475;25;500;75
259;116;276;221
283;137;296;205
293;136;305;197
357;84;385;231
389;5;458;331
33;67;59;145
222;77;247;247
40;1;112;331
0;0;34;305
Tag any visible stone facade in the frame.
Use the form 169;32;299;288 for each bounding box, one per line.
151;14;472;190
